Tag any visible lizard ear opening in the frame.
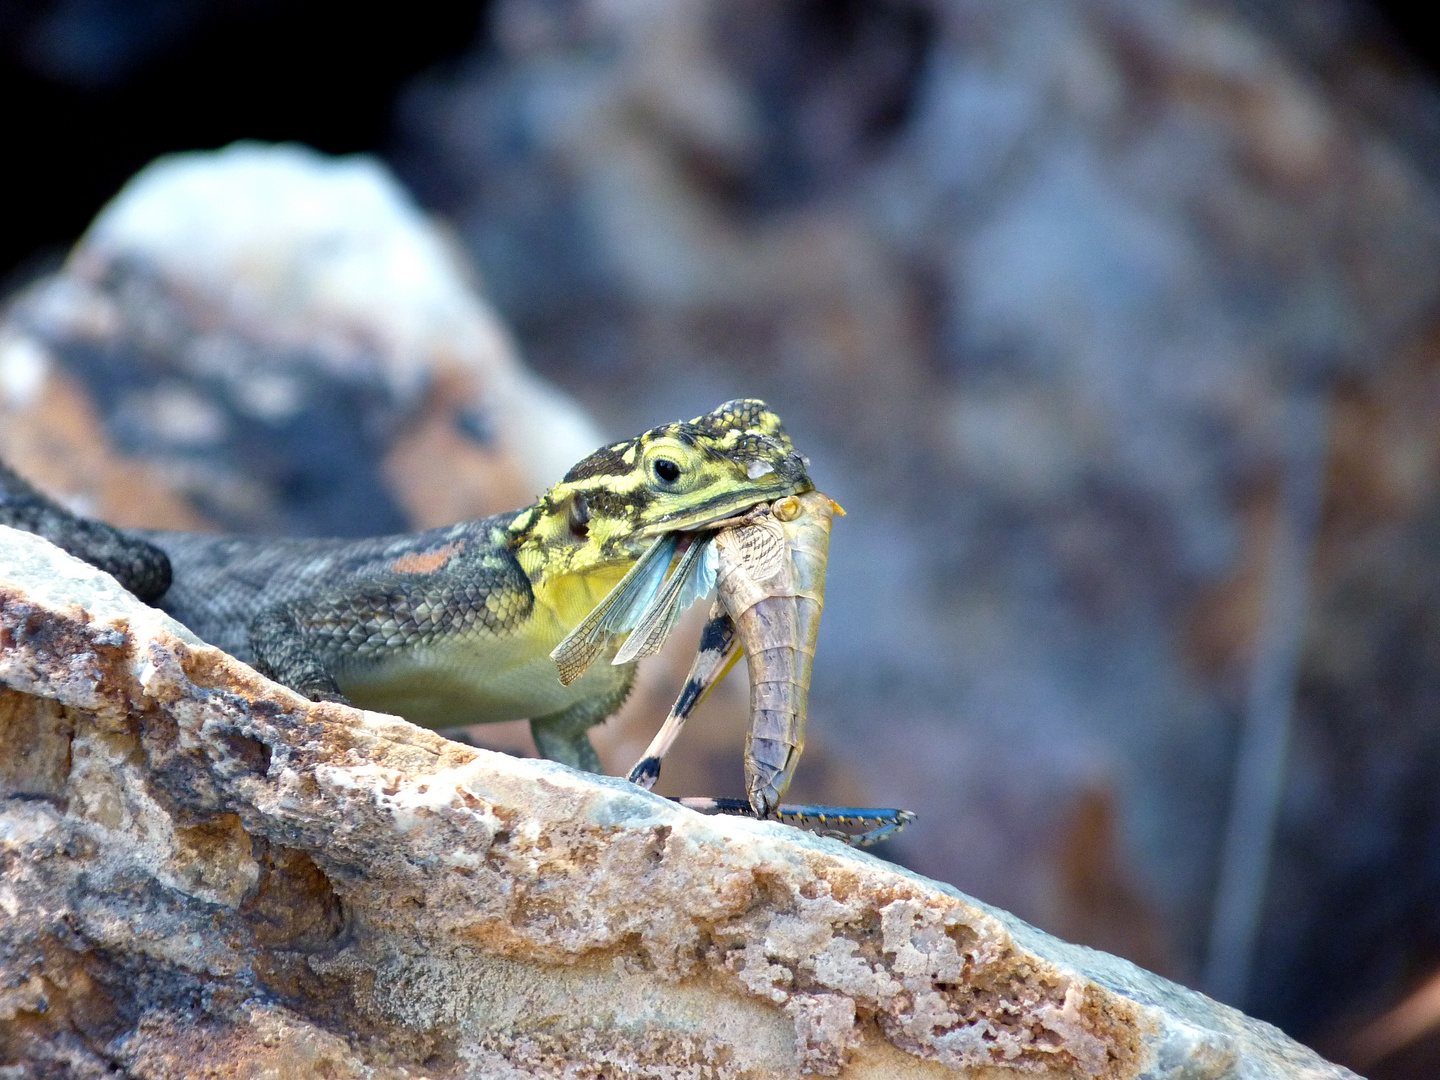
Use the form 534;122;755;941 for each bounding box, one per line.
567;493;590;539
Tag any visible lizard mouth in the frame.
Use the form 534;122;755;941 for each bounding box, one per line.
641;477;813;536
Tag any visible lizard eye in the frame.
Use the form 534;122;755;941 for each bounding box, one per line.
567;493;590;538
652;458;681;484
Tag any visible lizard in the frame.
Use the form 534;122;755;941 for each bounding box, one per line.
0;399;812;772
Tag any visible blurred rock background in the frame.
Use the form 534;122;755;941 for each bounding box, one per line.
7;1;1440;1074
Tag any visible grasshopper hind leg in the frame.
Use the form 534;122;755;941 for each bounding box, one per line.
673;797;916;848
773;803;917;847
628;602;740;789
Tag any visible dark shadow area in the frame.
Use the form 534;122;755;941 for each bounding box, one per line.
0;0;488;284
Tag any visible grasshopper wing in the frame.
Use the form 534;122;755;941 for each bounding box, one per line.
551;533;680;684
613;536;718;665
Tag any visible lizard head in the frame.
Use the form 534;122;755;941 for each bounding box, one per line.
511;399;812;582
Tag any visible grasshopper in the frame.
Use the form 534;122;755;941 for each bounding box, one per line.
552;489;914;847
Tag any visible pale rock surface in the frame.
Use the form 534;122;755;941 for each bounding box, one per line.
77;142;600;496
0;142;601;537
0;525;1354;1078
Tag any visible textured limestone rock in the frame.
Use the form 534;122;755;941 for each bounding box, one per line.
0;525;1353;1078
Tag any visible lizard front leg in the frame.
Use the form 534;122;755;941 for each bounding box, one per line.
530;662;636;773
248;606;350;703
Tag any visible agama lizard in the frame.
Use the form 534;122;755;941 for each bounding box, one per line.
0;399;812;771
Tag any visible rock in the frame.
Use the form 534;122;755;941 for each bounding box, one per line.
0;142;601;537
0;525;1355;1077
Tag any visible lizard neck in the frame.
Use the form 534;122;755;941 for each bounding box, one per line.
531;564;631;642
514;526;633;644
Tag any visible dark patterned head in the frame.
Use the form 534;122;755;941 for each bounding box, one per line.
511;399;812;581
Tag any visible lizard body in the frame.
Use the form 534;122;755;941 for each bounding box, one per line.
1;399;812;770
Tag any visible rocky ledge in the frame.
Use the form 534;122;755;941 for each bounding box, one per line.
0;524;1353;1079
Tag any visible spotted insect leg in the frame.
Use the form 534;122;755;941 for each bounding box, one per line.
671;797;916;848
627;601;741;790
